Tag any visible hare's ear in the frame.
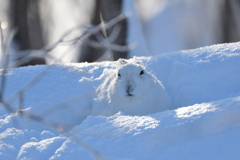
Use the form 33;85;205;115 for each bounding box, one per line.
135;60;145;68
118;59;128;66
135;61;143;65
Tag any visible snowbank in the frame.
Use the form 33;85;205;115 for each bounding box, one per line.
1;42;240;159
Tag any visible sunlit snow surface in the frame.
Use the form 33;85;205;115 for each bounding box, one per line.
1;42;240;159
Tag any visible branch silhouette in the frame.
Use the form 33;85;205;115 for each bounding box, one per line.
0;13;134;160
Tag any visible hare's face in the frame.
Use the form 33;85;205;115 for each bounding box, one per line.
113;63;149;101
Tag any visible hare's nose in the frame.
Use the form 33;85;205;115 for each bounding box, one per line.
127;85;133;94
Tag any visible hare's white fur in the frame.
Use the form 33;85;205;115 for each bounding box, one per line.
92;59;171;116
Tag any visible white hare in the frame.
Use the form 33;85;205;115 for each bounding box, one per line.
92;59;171;116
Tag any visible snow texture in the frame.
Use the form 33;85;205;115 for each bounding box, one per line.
1;42;240;159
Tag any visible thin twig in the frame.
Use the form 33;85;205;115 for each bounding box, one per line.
3;14;128;103
64;132;104;160
0;13;132;160
6;65;54;103
0;21;5;101
83;38;136;52
7;13;130;68
42;13;128;55
38;92;94;118
106;25;121;42
0;21;5;68
61;13;128;45
1;100;105;160
0;28;18;101
18;91;24;110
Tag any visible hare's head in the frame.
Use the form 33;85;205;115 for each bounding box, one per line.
93;58;171;116
112;59;150;101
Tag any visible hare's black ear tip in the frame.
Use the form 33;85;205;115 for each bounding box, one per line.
135;61;145;68
135;61;143;65
118;59;128;65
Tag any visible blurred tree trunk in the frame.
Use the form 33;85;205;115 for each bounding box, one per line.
12;0;29;50
221;0;240;43
79;0;128;62
11;0;45;66
100;0;128;60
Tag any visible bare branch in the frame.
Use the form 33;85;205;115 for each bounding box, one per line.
107;25;122;42
63;132;104;160
1;99;105;160
6;65;54;103
38;92;94;118
0;28;18;101
7;13;131;67
83;38;136;52
0;13;133;160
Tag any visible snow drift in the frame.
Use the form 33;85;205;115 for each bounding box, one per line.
0;42;240;159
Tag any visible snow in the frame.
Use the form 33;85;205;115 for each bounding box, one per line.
1;42;240;159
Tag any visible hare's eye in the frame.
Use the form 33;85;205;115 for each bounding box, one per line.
140;70;144;75
118;73;121;77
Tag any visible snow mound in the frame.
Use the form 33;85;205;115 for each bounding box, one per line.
16;97;240;160
0;42;240;159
